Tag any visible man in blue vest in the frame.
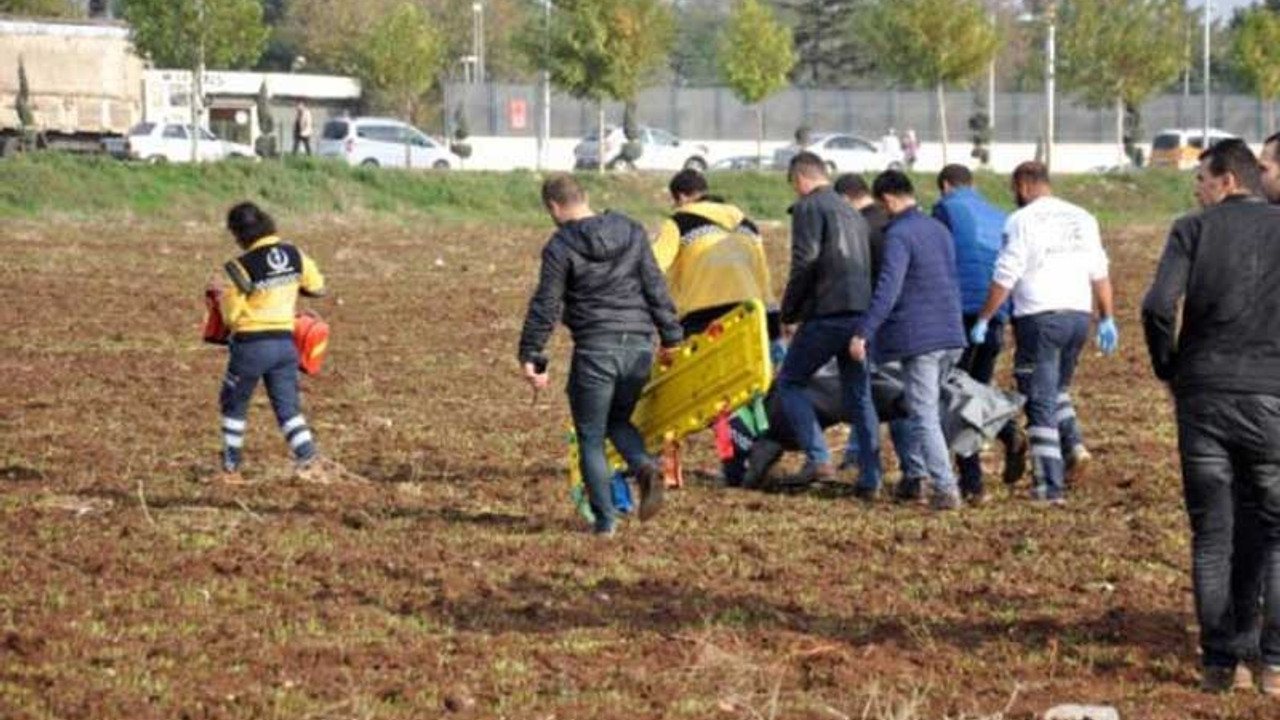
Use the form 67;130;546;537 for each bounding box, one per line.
933;164;1027;502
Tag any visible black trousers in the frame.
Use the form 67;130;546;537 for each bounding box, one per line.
1177;391;1280;667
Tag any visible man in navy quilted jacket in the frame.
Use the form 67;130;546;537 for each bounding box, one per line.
849;171;967;511
933;164;1027;501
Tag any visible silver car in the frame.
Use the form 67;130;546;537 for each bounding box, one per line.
317;117;454;170
773;133;905;174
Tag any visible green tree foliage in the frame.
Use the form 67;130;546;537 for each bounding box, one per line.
1058;0;1185;165
861;0;998;162
118;0;269;69
778;0;878;88
1231;6;1280;134
357;2;445;122
718;0;796;164
526;0;675;171
0;0;80;17
671;2;724;86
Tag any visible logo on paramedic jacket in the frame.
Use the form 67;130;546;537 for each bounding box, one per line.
266;247;293;275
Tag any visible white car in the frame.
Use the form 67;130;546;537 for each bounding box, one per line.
573;125;710;172
116;122;256;163
773;133;904;175
317;117;453;170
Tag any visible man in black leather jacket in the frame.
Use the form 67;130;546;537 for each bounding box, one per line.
518;175;683;536
775;152;880;488
1142;139;1280;693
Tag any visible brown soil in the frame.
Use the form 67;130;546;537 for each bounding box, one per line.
0;217;1273;719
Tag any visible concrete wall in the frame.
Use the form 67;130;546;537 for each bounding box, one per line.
456;136;1156;175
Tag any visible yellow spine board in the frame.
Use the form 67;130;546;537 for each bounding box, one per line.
566;300;771;485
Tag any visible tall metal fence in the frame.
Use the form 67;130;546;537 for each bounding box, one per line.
445;82;1278;144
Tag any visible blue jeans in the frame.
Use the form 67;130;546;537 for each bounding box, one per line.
777;314;881;486
220;336;316;470
568;333;655;533
1013;311;1089;499
899;349;963;496
847;417;918;483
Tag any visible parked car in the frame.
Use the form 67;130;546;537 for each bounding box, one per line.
573;125;711;171
773;133;904;174
317;117;453;169
710;155;771;171
111;122;256;163
1149;128;1239;170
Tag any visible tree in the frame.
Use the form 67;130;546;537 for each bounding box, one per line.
527;0;675;172
1058;0;1185;167
1231;6;1280;136
779;0;879;88
357;2;445;123
255;81;276;157
861;0;998;163
0;0;80;16
671;2;724;86
718;0;797;166
118;0;269;69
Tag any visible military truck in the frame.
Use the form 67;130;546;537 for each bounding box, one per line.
0;16;143;156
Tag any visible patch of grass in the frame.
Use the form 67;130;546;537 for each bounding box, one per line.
0;154;1199;229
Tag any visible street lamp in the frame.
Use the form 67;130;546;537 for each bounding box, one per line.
538;0;551;171
1017;1;1057;170
472;2;486;86
1203;0;1211;147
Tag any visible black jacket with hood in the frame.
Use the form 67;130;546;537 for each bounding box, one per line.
518;211;683;363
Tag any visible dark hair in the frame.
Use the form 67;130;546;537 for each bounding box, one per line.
1199;138;1261;193
541;174;585;207
937;164;973;192
226;202;276;246
834;173;871;199
668;169;708;200
872;169;914;199
1012;161;1050;187
1263;132;1280;161
788;151;828;182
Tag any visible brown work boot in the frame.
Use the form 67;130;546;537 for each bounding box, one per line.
1065;444;1093;484
1201;666;1237;694
894;476;928;504
794;460;836;485
635;462;665;521
1261;665;1280;696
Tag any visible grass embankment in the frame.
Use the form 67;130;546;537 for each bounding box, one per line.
0;154;1195;229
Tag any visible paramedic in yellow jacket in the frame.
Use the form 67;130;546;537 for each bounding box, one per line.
652;170;774;336
217;202;326;481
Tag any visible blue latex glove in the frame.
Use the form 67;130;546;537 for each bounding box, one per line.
1097;317;1119;355
969;318;989;346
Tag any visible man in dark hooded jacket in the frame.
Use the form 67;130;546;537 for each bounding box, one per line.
518;175;684;536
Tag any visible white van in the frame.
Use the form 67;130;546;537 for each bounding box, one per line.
317;117;454;170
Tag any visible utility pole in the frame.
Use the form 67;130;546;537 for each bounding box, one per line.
1203;0;1212;145
1046;0;1057;171
538;0;551;171
473;2;486;86
191;0;205;164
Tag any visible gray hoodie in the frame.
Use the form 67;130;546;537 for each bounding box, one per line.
518;211;683;363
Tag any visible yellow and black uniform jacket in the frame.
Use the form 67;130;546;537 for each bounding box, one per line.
651;200;774;317
221;236;325;339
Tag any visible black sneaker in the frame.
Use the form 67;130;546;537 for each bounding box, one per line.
742;439;783;489
852;484;879;503
793;460;835;485
1003;427;1028;486
635;463;664;521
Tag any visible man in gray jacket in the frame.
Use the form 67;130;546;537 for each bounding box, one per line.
1143;139;1280;694
777;152;880;488
518;175;683;536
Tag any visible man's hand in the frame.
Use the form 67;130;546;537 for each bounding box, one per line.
848;335;867;363
969;318;989;346
1096;317;1119;355
522;361;550;390
782;323;799;341
658;345;678;367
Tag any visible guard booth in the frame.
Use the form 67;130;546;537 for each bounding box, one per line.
143;69;362;151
